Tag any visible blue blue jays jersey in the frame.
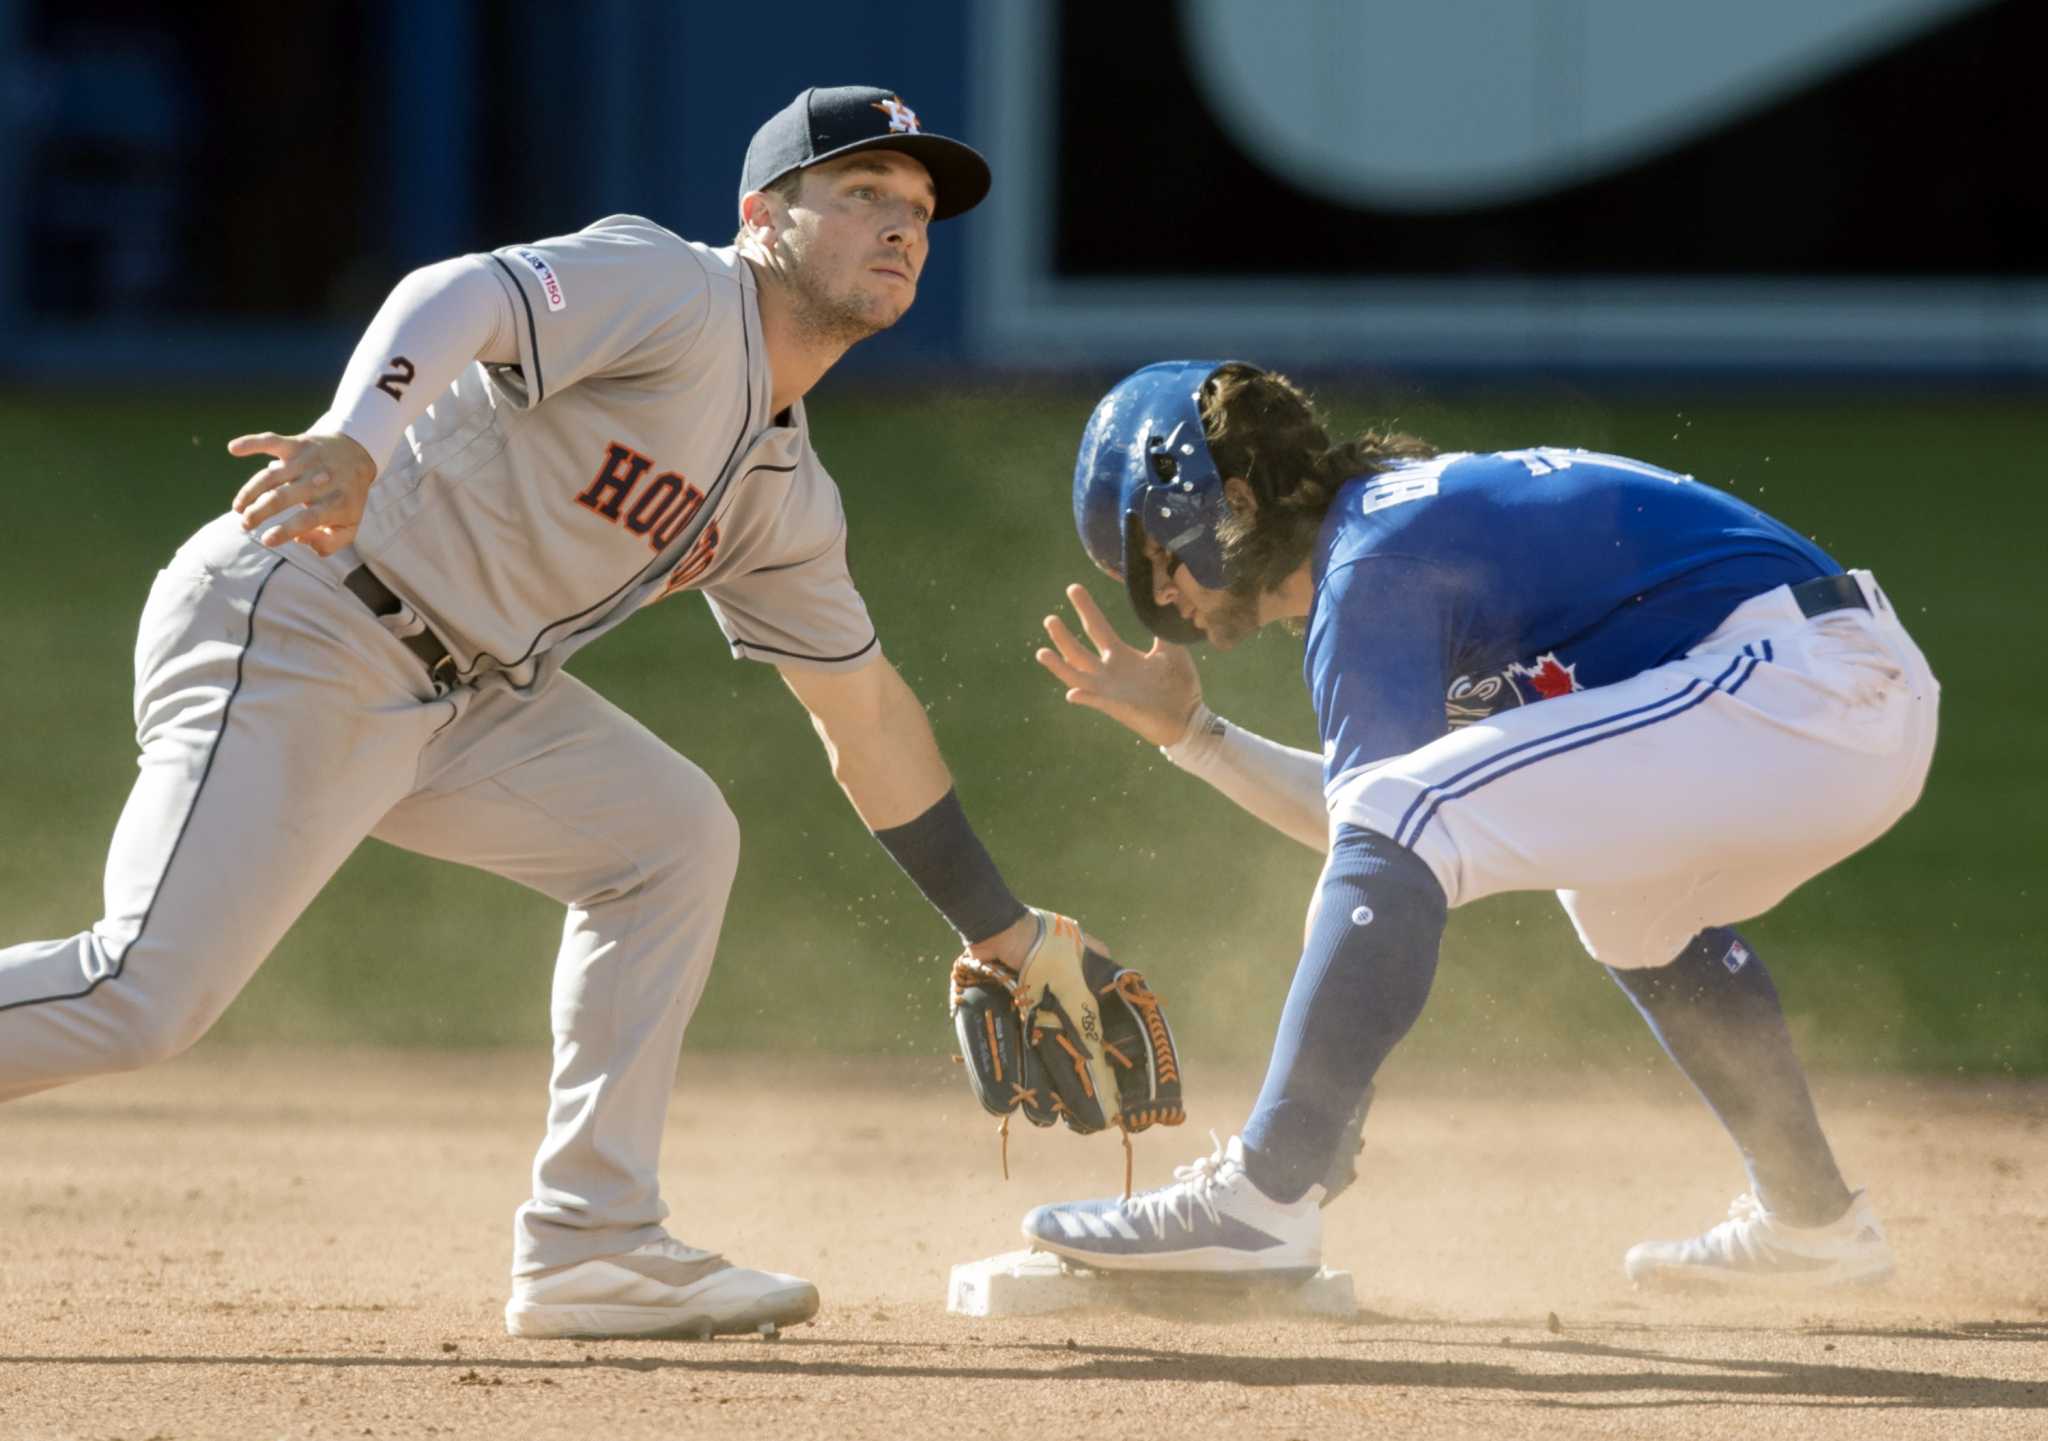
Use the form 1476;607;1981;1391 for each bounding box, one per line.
1306;448;1838;789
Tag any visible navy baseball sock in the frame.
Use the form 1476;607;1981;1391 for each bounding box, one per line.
1240;826;1447;1205
1607;928;1852;1228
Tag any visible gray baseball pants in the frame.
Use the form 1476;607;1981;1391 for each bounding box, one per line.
0;514;737;1276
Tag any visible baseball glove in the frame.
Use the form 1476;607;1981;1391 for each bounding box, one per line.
949;908;1185;1146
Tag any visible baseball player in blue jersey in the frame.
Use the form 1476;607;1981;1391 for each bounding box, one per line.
0;86;1176;1341
1021;361;1938;1287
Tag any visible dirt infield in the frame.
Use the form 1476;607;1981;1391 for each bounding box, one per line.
2;1048;2042;1439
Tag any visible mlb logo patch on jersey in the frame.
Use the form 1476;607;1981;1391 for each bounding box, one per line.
515;249;567;313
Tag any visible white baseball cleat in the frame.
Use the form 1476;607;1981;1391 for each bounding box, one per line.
1021;1134;1322;1279
1624;1189;1895;1288
504;1236;819;1339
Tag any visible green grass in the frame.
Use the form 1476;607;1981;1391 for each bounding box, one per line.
1;384;2041;1075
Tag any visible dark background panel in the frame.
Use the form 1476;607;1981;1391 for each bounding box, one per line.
1054;0;2044;277
8;0;978;355
20;0;383;317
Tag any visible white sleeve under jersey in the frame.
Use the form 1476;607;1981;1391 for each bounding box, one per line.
314;257;518;478
1162;704;1331;852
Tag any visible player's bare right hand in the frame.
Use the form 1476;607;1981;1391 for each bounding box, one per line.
1037;582;1203;748
227;431;376;556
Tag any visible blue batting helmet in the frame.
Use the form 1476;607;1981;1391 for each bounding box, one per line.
1072;360;1234;644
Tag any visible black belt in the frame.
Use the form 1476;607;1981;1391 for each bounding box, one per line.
1789;573;1868;619
343;565;457;686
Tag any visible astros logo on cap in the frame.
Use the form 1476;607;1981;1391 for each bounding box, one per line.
873;96;921;134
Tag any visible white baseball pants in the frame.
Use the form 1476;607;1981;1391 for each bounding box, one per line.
1327;571;1939;967
0;514;738;1275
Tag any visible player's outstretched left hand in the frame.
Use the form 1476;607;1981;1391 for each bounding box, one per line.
1037;583;1204;747
227;430;376;556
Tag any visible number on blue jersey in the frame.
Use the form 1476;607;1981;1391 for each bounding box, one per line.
1359;456;1458;515
1497;447;1692;484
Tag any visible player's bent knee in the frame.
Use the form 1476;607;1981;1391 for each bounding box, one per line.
693;786;741;889
107;993;225;1071
1559;890;1718;971
1327;774;1463;906
1328;824;1450;917
625;765;741;898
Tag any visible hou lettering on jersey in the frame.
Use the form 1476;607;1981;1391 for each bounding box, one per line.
574;441;721;595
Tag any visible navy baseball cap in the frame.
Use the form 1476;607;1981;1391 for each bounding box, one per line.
740;85;991;221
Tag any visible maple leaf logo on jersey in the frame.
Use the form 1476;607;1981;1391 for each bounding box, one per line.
873;97;921;134
1509;652;1582;700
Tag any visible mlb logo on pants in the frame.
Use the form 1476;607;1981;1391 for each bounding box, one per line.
1723;940;1752;974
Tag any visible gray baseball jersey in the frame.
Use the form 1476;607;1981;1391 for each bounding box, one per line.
353;216;877;690
1;214;898;1284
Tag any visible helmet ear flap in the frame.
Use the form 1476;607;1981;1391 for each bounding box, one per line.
1122;514;1204;645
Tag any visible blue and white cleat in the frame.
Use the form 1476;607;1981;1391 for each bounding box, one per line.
1022;1135;1322;1279
1624;1189;1895;1288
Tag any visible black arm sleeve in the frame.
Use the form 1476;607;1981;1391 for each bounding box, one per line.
872;789;1029;944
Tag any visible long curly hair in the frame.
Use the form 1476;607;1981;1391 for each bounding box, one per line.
1199;363;1436;595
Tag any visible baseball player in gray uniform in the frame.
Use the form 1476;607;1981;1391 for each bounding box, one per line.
0;86;1054;1341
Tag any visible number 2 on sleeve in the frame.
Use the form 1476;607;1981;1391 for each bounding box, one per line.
375;356;416;401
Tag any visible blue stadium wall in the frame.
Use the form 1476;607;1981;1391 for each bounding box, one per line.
0;0;2038;383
